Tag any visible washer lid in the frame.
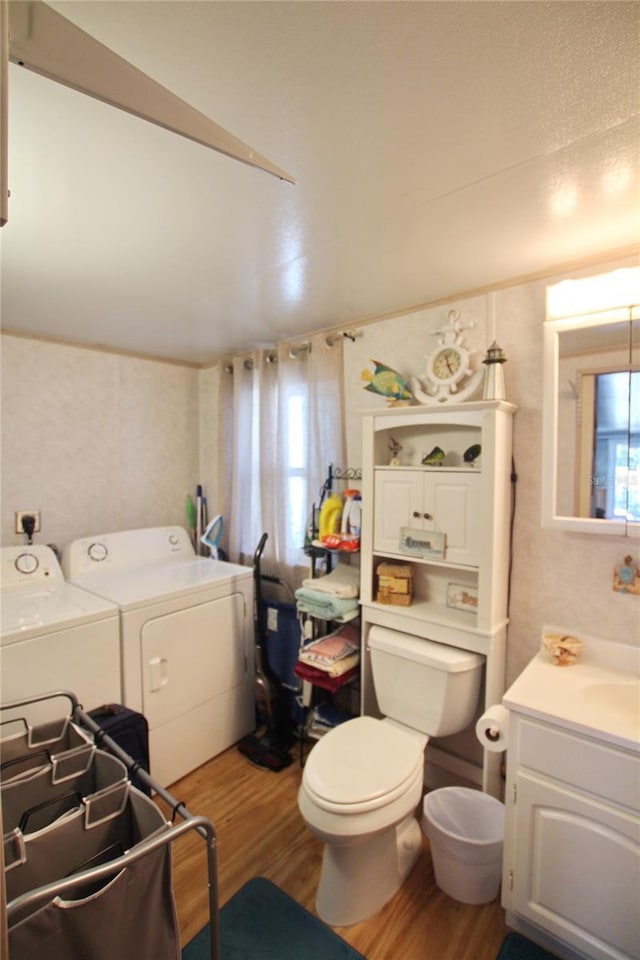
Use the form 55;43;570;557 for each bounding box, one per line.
0;583;118;643
304;716;423;808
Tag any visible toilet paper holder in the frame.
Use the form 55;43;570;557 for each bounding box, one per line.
483;726;501;742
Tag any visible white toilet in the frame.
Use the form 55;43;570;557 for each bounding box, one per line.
298;625;484;926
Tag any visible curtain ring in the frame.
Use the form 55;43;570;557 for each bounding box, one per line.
223;363;234;375
325;330;363;347
289;342;311;359
244;358;254;371
265;351;278;364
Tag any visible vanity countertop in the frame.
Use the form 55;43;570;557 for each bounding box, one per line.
503;639;640;754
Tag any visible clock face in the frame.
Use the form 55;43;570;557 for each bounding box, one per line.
431;346;464;382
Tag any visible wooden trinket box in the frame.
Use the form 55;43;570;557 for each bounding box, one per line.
376;562;413;605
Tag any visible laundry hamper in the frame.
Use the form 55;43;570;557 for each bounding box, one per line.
2;690;220;960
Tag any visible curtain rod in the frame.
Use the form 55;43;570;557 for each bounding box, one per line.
223;328;363;371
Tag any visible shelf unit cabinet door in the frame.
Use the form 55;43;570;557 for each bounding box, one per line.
373;469;482;566
425;472;482;566
510;770;640;960
373;470;424;554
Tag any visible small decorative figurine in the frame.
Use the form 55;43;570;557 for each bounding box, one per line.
613;555;640;596
421;446;445;466
411;309;483;405
388;437;403;465
543;632;583;666
361;360;414;406
482;341;508;400
463;443;482;466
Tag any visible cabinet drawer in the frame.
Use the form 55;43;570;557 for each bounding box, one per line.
516;716;639;811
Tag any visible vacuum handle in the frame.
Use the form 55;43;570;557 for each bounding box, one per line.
253;533;268;568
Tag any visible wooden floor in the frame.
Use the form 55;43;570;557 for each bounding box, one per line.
156;743;511;960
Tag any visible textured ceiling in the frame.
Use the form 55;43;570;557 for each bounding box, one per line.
2;0;639;364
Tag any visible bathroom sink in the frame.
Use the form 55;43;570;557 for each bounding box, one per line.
584;680;640;721
503;636;640;751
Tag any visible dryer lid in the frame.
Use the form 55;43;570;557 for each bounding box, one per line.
304;716;423;807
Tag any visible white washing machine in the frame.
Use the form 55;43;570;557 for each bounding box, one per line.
63;526;255;788
0;545;121;725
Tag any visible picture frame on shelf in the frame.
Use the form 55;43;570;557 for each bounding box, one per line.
446;582;479;613
399;527;445;560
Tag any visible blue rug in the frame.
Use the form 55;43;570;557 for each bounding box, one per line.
182;876;367;960
497;932;559;960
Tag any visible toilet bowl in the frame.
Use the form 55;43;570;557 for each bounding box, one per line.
298;715;427;926
298;627;485;926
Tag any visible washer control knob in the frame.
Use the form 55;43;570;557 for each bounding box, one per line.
88;542;108;562
15;553;39;575
169;534;179;546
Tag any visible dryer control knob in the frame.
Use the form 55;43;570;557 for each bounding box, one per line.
15;553;39;574
88;542;108;562
169;534;179;545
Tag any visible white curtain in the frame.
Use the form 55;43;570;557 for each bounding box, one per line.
217;333;346;589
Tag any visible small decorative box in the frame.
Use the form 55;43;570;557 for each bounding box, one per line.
376;562;413;606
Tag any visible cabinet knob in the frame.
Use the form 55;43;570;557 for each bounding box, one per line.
423;513;432;520
412;511;421;518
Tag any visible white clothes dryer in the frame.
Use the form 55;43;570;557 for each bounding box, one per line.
63;526;254;788
0;545;121;725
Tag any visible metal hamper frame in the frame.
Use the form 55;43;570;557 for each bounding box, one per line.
2;690;219;960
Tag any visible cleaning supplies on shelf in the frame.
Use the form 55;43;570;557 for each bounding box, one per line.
318;492;343;540
341;490;361;537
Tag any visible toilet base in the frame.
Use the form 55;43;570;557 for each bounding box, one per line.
315;815;423;927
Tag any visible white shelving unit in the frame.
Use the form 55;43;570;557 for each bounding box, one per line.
359;400;516;798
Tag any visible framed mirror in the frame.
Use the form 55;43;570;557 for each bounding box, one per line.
542;267;640;536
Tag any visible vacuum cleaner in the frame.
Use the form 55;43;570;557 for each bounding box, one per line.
237;533;294;771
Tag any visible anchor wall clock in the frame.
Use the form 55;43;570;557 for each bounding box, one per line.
411;309;484;404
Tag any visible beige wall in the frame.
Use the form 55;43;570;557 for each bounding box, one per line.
0;336;199;552
2;254;638;685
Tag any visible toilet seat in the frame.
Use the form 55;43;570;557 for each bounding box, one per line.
303;716;424;815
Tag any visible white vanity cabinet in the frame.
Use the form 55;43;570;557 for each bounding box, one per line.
360;400;516;797
502;712;640;960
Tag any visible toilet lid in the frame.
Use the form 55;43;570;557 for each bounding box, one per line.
303;716;423;810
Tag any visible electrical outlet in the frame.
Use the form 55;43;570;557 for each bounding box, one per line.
15;510;41;534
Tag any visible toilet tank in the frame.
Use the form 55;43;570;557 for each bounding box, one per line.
368;626;484;737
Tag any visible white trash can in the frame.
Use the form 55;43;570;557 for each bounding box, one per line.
421;787;505;904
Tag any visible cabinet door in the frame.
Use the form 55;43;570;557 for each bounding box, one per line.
425;472;481;566
373;468;481;565
373;470;424;554
510;770;640;960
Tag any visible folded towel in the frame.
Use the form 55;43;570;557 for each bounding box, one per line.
294;661;360;691
298;624;360;666
295;588;359;622
301;563;360;599
305;652;360;676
